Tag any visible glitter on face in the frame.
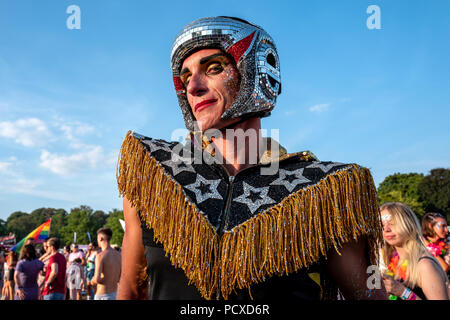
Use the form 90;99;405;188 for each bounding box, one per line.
170;16;282;131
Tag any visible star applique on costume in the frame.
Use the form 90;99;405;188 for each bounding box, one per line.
234;182;276;214
148;139;174;153
161;152;196;176
270;168;311;192
306;161;345;173
184;174;223;204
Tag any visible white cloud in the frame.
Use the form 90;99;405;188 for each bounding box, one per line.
309;103;330;113
40;146;117;176
0;118;52;147
0;161;12;172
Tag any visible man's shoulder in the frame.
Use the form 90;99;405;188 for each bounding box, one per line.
125;131;179;151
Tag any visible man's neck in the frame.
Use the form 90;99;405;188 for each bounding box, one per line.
100;243;111;251
211;118;263;176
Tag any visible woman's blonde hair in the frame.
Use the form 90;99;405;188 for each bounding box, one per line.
380;202;441;288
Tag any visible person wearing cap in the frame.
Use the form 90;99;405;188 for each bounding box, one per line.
117;16;386;300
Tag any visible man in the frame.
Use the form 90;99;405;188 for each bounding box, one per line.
92;228;121;300
42;237;66;300
117;16;386;300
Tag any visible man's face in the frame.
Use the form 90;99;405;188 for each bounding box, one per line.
180;49;241;131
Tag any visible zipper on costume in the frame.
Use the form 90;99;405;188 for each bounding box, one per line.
218;175;234;237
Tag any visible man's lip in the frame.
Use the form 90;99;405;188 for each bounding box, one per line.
195;99;217;112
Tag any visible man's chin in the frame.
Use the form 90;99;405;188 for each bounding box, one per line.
195;118;242;132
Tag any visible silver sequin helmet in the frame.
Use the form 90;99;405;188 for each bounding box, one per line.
171;16;281;131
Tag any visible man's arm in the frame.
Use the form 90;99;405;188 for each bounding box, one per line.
117;196;148;300
92;253;104;285
325;237;388;300
45;262;59;288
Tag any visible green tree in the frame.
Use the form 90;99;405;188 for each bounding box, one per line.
6;211;34;240
418;168;450;219
29;208;67;239
104;209;124;246
377;173;426;219
91;210;108;235
59;206;96;245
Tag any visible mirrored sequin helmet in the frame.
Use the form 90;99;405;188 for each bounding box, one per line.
171;16;281;131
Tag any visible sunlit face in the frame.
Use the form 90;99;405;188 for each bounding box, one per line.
180;49;241;131
433;217;448;239
381;209;405;247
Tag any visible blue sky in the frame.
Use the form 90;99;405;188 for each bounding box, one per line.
0;0;449;221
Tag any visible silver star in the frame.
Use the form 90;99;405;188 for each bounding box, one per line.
161;152;196;176
270;168;311;192
145;139;174;153
306;161;345;173
234;182;276;214
184;174;223;204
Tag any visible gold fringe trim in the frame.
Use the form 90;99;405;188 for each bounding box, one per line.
117;131;219;299
117;131;383;300
218;163;382;299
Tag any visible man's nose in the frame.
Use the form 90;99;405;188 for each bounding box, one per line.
187;72;208;96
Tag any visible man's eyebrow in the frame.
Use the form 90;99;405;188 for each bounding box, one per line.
180;67;190;76
199;53;227;65
180;53;226;76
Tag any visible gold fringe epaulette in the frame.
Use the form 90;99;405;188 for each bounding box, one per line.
117;131;383;300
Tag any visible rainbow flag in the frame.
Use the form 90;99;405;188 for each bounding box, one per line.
11;218;51;253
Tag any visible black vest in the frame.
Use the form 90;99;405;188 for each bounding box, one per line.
117;131;382;300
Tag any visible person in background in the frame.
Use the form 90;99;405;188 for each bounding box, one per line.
66;257;84;300
0;250;4;294
85;242;98;300
38;238;51;299
63;245;70;262
42;238;67;300
422;212;449;274
1;251;18;300
380;202;449;300
68;243;86;267
14;244;44;300
92;228;121;300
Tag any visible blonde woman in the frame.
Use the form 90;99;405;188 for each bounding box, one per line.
380;202;448;300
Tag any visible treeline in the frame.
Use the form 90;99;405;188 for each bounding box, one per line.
377;168;449;221
0;206;124;246
0;168;448;246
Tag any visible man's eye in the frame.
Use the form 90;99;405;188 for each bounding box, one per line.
207;63;224;74
182;76;191;85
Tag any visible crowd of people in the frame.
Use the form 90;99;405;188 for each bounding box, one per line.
0;206;448;300
379;203;449;300
0;227;121;300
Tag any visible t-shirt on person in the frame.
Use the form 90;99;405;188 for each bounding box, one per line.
42;252;67;296
15;259;44;300
68;251;85;264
